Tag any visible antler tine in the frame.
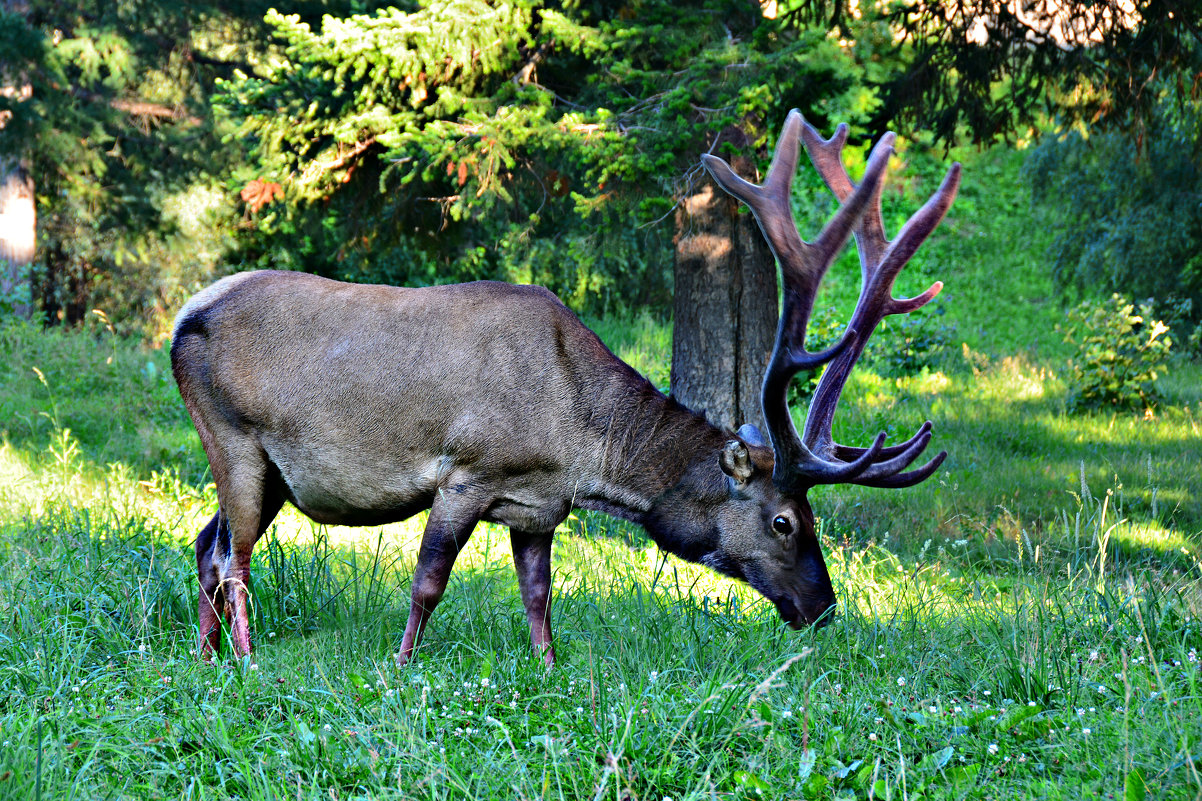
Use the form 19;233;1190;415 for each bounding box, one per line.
700;111;807;275
858;449;947;489
876;163;962;315
801;121;892;274
796;127;961;487
701;109;895;487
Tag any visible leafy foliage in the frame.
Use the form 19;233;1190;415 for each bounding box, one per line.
868;304;956;377
0;2;230;331
1027;90;1202;322
0;1;391;334
1058;294;1172;411
217;0;877;314
784;0;1202;145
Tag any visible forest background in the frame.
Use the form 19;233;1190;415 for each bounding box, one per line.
1;1;1202;799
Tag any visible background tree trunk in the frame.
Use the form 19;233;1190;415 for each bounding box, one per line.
0;156;34;319
671;128;776;432
0;0;33;319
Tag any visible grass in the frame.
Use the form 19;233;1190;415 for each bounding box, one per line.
1;142;1201;799
1;458;1199;799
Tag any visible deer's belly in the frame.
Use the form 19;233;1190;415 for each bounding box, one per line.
267;441;444;525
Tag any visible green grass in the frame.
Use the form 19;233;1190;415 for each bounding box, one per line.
1;142;1201;799
0;463;1199;799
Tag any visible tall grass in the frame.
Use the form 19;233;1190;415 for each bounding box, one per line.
0;457;1198;799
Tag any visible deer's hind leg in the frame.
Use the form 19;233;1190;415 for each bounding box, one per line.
196;511;226;658
196;436;285;660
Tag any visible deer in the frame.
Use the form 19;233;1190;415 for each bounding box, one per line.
170;110;959;666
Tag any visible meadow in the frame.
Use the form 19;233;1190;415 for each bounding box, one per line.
0;144;1200;800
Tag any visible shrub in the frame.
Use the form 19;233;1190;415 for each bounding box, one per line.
1057;294;1171;411
868;304;956;377
1159;296;1202;361
786;303;954;411
1026;89;1202;321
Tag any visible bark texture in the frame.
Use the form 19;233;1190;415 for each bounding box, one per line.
671;131;776;433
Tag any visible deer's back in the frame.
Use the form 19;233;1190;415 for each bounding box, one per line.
171;271;631;527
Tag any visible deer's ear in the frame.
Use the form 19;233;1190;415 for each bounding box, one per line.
720;440;756;482
737;423;766;448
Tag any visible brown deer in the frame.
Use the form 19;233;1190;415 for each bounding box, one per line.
171;110;959;666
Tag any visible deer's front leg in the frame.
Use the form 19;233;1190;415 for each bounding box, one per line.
395;493;478;667
510;530;555;666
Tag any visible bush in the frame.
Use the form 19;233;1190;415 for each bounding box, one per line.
1026;89;1202;321
868;304;955;377
1057;294;1172;411
786;303;954;412
1159;295;1202;361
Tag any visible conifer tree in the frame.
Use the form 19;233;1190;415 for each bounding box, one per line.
220;0;875;426
0;0;385;330
785;0;1202;144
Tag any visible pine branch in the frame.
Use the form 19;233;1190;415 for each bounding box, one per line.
72;89;202;125
109;98;201;125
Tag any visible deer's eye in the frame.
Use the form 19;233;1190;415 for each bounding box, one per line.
772;515;793;536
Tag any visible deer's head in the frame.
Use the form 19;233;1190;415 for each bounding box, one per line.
702;111;961;627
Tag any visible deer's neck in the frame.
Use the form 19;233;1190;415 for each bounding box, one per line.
573;372;729;559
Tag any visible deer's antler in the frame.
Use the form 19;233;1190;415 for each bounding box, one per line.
702;110;960;491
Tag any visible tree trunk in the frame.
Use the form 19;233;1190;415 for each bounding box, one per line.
671;129;776;433
0;0;33;319
0;157;34;319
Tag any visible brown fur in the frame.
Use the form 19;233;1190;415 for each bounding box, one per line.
172;271;835;664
